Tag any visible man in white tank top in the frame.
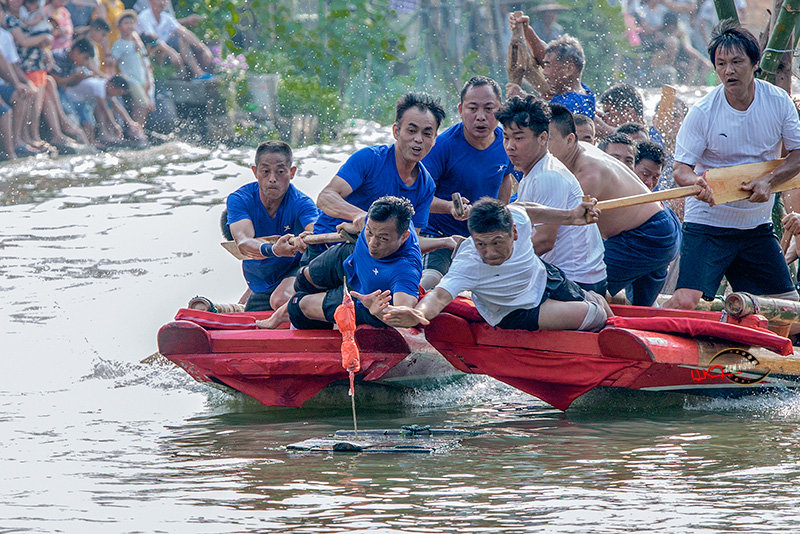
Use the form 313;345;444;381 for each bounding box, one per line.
664;21;800;309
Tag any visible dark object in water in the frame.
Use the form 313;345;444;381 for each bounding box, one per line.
286;426;483;453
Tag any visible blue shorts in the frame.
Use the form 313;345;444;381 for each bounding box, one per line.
58;87;95;126
676;222;794;299
0;84;13;117
604;207;681;306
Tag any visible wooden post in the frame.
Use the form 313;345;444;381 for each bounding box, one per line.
725;292;800;323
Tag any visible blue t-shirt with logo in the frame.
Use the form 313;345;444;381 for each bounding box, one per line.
551;82;596;119
422;123;511;237
343;222;422;309
314;144;436;234
226;182;318;293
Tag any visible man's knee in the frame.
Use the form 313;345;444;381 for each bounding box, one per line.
420;269;443;292
287;292;331;330
294;267;321;294
270;278;295;309
665;289;701;310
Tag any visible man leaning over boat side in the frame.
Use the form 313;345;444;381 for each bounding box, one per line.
418;75;514;291
226;140;318;316
287;196;421;330
304;91;460;266
496;95;607;295
547;104;682;307
663;21;800;310
382;198;610;332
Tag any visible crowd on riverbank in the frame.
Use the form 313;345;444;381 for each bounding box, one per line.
0;0;211;160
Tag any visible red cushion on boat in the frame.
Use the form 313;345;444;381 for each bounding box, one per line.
605;316;792;356
174;308;259;330
442;296;485;323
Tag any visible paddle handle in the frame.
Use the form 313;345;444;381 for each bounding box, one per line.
596;185;701;211
582;195;594;223
246;232;345;245
452;192;466;219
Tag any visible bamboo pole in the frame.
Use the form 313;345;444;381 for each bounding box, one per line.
759;0;800;84
713;0;740;24
725;292;800;323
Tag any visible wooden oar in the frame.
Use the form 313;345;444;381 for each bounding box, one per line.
652;85;676;137
597;159;794;212
220;231;354;260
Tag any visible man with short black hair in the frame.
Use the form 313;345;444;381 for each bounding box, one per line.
419;76;514;290
597;83;664;144
382;198;609;331
598;132;636;170
634;140;665;191
616;122;649;143
548;104;681;307
288;196;422;329
227;140;318;314
310;92;454;264
573;113;595;144
497;97;607;294
664;21;800;309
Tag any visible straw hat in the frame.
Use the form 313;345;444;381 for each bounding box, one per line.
531;3;568;12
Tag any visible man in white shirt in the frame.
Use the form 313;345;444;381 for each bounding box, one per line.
137;0;212;79
664;21;800;309
382;198;610;332
495;94;607;294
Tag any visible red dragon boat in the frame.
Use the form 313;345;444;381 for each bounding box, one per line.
157;301;800;410
157;308;461;407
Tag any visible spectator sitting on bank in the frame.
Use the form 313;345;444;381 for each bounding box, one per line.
131;0;200;29
111;10;153;125
139;30;180;72
136;0;211;79
573;113;595;144
87;17;113;76
633;140;665;191
507;12;596;119
650;12;712;86
598;132;636;170
616;122;649;143
530;3;566;44
0;22;37;159
95;0;123;43
44;0;73;51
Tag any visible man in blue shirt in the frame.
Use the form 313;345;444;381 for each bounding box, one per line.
227;140;318;313
307;92;457;263
288;196;422;329
507;13;595;119
419;75;514;290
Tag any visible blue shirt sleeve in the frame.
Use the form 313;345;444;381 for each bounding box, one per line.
294;192;319;230
335;147;376;193
226;186;252;225
391;259;422;297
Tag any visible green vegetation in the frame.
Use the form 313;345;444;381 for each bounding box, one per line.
176;0;632;143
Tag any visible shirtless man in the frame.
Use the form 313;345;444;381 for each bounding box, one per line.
548;104;682;306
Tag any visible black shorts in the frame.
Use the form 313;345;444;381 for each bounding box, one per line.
676;222;795;299
421;231;454;276
243;264;301;311
305;242;355;288
319;285;386;328
496;262;585;331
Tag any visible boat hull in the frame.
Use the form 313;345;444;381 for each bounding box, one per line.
424;305;800;410
157;318;462;407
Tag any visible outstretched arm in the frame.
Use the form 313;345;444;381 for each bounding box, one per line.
508;12;546;64
317;176;366;233
513;199;599;225
382;287;455;328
